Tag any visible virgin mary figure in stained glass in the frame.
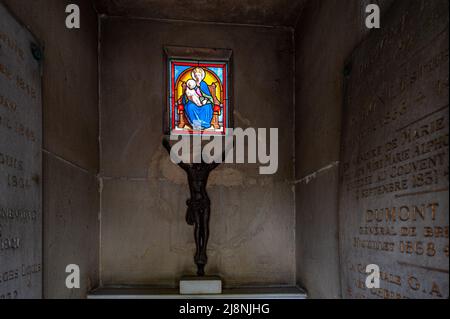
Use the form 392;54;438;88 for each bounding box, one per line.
169;59;228;135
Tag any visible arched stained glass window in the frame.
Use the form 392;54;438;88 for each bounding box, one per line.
164;47;232;136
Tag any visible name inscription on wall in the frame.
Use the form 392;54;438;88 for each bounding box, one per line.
339;0;449;299
0;3;42;299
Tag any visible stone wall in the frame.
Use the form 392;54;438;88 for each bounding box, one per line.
294;0;394;298
99;18;296;287
2;0;99;298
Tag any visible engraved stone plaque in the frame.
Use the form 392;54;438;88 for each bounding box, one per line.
0;3;42;299
339;0;449;299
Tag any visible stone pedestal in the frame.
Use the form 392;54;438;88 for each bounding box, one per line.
179;276;222;295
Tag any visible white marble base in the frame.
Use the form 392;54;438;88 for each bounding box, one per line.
179;277;222;295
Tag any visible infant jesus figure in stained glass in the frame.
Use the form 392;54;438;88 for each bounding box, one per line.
185;79;208;107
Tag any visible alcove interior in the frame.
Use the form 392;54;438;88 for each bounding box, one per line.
2;0;397;298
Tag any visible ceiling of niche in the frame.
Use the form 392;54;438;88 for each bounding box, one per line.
93;0;308;27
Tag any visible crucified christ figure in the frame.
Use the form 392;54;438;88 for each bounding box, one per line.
162;137;231;276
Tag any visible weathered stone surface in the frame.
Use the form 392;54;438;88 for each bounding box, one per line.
100;177;295;287
294;0;395;299
0;3;42;299
339;0;449;299
295;167;340;299
2;0;99;173
43;153;99;299
94;0;307;27
100;18;293;181
2;0;100;298
99;18;295;287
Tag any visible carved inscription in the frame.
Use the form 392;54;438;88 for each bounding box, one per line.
339;0;449;299
0;3;42;299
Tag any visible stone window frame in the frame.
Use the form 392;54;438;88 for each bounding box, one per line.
163;46;234;136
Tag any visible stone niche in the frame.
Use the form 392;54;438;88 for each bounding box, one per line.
339;0;449;299
0;3;42;299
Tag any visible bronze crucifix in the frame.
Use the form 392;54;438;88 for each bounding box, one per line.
163;137;231;276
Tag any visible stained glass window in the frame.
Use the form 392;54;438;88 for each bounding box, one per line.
167;59;229;135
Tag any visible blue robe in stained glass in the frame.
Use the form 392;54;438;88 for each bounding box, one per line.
183;81;214;129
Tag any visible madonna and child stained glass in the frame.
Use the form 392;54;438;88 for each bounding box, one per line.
168;59;229;135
